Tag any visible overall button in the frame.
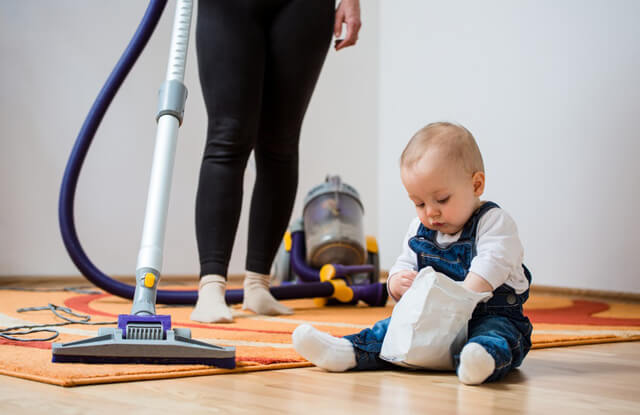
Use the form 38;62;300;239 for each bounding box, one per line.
506;294;517;305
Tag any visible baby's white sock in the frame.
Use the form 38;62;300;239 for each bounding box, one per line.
292;324;356;372
457;342;495;385
242;271;293;316
190;274;234;323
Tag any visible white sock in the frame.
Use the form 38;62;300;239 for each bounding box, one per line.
457;342;495;385
190;274;234;323
292;324;356;372
242;271;293;316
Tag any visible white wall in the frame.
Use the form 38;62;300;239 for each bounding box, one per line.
3;1;639;294
0;1;379;277
378;0;640;293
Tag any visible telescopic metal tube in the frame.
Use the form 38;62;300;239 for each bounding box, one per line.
132;0;193;315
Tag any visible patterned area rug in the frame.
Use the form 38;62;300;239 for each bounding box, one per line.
0;285;638;386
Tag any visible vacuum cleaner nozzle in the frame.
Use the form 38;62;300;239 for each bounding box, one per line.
52;314;236;368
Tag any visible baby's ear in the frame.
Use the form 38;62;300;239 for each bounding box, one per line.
472;172;485;196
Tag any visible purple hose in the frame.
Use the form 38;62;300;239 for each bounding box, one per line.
290;231;321;281
290;231;374;281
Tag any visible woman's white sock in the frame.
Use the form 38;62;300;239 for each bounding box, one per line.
190;274;234;323
457;342;495;385
292;324;356;372
243;271;293;315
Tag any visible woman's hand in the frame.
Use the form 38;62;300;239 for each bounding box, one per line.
334;0;361;51
389;270;418;300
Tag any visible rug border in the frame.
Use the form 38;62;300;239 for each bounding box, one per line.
0;361;313;387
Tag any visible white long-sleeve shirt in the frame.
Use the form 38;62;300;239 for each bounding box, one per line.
388;207;530;298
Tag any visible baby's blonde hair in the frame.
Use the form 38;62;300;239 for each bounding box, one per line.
400;122;484;174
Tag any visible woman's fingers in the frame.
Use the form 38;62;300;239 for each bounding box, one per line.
335;20;360;50
334;7;344;38
334;0;361;51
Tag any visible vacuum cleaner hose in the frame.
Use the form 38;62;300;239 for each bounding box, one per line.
58;0;183;301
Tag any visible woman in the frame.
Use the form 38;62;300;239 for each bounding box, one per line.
191;0;362;323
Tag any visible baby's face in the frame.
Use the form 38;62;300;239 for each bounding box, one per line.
401;149;484;235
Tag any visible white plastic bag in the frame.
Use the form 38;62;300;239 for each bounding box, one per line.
380;267;492;370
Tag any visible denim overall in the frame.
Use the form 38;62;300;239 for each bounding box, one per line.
344;202;533;382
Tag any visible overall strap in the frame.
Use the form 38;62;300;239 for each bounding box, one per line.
459;201;500;241
415;221;435;240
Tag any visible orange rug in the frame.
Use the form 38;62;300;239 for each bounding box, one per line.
0;286;639;386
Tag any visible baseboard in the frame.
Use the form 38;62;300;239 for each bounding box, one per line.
530;285;640;302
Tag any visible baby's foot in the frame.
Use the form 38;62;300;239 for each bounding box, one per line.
190;275;234;323
457;342;495;385
292;324;356;372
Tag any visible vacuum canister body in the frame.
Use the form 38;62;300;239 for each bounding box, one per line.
302;175;366;267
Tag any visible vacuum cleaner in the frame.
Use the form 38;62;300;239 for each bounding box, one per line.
54;0;386;365
53;0;235;367
273;175;387;307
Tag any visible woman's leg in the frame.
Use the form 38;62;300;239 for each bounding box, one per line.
242;0;334;315
192;0;266;322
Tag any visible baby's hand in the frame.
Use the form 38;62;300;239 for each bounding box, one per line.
389;270;418;300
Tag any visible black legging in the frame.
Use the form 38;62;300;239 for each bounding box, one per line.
195;0;334;278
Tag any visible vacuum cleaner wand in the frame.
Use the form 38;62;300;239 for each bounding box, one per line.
53;0;235;367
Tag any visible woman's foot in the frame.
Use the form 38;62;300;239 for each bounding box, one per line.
292;324;356;372
457;342;495;385
242;271;293;315
190;274;234;323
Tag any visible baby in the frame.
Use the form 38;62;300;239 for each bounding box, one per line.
292;122;532;385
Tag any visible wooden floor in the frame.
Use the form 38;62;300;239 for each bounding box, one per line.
1;277;639;414
0;342;638;413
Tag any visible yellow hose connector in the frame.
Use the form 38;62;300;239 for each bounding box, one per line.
319;264;336;282
366;235;378;253
329;279;354;303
